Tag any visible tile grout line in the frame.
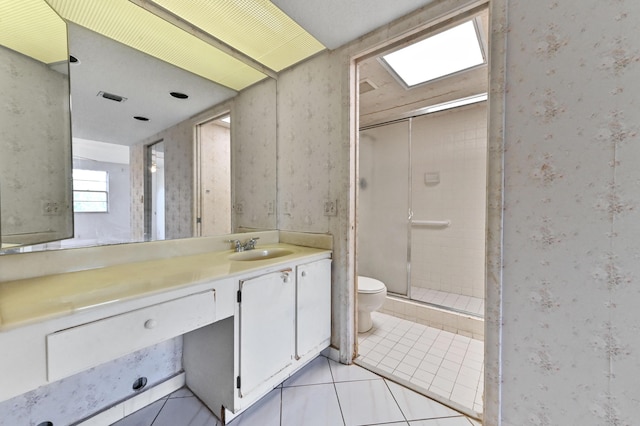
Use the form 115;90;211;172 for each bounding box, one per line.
326;356;348;426
149;397;169;426
382;378;409;424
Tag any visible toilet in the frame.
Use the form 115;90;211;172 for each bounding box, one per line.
357;276;387;333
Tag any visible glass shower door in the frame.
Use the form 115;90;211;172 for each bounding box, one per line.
358;120;410;296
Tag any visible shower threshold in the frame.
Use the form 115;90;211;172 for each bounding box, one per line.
400;288;484;318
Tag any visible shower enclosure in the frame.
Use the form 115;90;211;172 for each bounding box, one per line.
358;104;487;319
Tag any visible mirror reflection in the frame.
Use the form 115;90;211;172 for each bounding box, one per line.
0;2;72;249
37;23;275;251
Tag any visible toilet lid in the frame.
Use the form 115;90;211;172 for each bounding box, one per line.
358;276;386;294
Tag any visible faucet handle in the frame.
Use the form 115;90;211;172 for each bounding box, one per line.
227;239;241;251
245;237;259;249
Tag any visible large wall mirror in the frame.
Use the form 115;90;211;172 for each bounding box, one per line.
0;1;73;249
1;3;278;253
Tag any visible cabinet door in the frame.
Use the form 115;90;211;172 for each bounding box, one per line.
296;259;332;359
239;269;294;398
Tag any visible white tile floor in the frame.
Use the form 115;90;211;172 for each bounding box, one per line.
356;312;483;415
410;288;484;317
112;355;481;426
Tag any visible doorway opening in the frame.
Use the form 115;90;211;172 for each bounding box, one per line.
195;114;232;237
144;140;165;241
354;5;489;419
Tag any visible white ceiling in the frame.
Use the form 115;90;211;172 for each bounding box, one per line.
271;0;437;49
68;23;237;146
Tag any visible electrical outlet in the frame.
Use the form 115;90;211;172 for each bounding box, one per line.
42;200;61;216
236;203;244;214
324;199;337;216
267;201;275;215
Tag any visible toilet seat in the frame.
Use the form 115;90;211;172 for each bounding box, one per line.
358;276;385;294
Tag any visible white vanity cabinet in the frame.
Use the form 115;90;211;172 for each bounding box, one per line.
295;258;332;359
183;257;332;424
238;268;295;399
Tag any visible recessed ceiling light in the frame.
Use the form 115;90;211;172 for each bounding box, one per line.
170;91;189;99
133;116;150;121
381;20;485;87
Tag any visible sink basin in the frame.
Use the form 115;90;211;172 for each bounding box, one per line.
228;248;294;261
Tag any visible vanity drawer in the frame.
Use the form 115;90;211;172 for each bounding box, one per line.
46;290;216;381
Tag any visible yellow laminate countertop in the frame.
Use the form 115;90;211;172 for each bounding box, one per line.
0;243;331;331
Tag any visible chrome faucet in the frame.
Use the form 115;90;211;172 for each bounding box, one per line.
228;237;259;252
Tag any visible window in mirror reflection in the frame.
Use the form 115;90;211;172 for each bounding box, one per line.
73;169;109;213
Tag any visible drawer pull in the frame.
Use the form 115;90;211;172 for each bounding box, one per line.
144;319;157;329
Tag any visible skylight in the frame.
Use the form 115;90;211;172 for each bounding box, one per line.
382;20;484;88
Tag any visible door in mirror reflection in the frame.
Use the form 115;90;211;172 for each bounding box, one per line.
145;141;165;241
196;115;232;237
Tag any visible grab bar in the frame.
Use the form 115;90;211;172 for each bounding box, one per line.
411;220;451;228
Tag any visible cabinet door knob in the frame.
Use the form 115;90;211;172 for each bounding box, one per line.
282;272;290;283
144;319;157;329
301;271;307;277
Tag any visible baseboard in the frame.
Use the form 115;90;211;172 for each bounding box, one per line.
321;346;341;363
75;372;186;425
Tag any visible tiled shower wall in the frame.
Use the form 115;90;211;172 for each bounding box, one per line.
411;104;487;299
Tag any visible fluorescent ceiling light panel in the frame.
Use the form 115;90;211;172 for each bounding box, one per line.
154;0;325;72
0;0;67;64
382;20;484;87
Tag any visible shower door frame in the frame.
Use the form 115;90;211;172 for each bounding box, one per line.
359;117;414;300
361;110;487;319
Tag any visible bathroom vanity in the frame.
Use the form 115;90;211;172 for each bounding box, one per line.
0;231;332;424
183;257;331;423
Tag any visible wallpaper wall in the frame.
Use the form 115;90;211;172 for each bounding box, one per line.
233;78;278;231
498;0;640;424
0;46;73;246
276;50;350;352
0;339;181;426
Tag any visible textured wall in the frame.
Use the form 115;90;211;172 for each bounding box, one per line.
276;51;350;352
499;0;640;424
233;78;278;230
